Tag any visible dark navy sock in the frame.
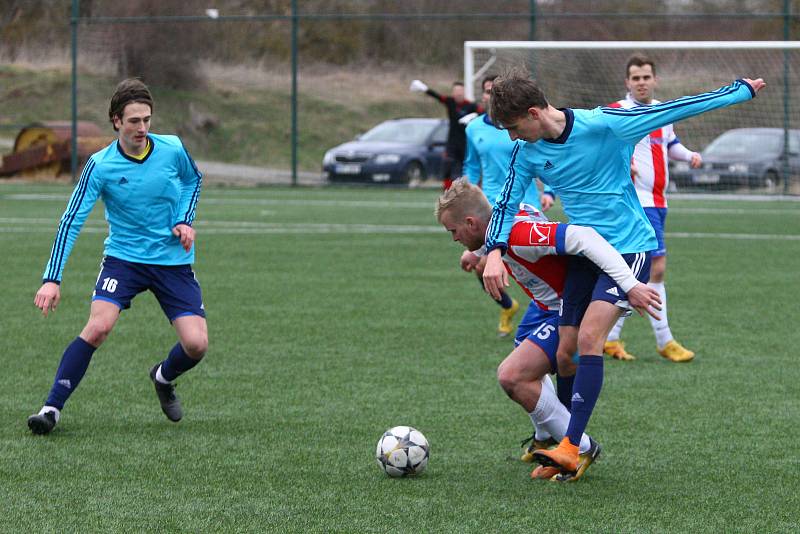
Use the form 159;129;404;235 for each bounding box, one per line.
45;337;97;410
497;290;514;309
556;373;575;411
566;355;604;446
159;342;200;382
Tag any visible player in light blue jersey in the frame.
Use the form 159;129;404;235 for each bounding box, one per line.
480;70;765;478
461;75;556;336
463;76;556;212
28;79;206;435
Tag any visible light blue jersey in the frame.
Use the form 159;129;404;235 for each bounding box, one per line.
463;114;553;210
43;133;202;282
486;79;755;254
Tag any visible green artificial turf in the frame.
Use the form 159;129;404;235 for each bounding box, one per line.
1;183;798;532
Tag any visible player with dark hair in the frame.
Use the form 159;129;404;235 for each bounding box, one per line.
461;74;555;336
27;78;206;434
604;54;702;363
436;179;661;481
410;79;481;188
481;70;765;477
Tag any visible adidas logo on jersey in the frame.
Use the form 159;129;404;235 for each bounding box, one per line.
543;160;554;170
605;287;620;297
571;392;584;403
57;379;72;389
119;177;128;185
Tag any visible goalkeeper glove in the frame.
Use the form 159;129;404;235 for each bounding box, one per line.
409;79;429;93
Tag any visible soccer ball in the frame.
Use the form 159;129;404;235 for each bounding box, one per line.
375;426;429;477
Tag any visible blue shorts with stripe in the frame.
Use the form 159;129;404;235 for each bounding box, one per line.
515;304;560;374
644;207;668;257
92;256;205;322
559;252;651;327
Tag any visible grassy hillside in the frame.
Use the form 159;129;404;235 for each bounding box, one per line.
0;63;450;171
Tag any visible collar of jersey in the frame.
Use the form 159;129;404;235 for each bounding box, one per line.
116;135;154;164
482;113;494;127
543;108;574;145
626;92;657;107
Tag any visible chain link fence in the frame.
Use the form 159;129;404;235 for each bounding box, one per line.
1;0;799;193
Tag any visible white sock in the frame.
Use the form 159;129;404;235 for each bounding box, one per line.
155;365;171;385
578;433;591;455
530;414;550;441
40;405;61;423
542;373;556;395
607;315;626;342
531;375;556;440
530;377;591;454
647;282;673;348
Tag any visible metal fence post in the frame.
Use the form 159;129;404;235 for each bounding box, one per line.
528;0;537;77
783;0;792;193
71;0;79;182
291;0;298;187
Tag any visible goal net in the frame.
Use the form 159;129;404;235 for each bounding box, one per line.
464;41;800;194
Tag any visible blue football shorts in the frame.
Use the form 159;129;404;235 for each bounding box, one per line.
515;304;560;373
92;256;206;321
558;252;651;327
643;207;668;257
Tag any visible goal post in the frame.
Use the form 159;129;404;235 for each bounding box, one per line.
463;41;800;193
464;40;800;101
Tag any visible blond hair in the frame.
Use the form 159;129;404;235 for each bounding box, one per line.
434;178;492;223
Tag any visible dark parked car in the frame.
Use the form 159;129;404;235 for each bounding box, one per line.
323;118;448;185
671;128;800;190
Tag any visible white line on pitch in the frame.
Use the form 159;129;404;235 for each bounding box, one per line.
0;221;798;239
5;193;800;213
1;194;434;209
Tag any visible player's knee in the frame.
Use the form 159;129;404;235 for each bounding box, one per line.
650;256;667;281
577;328;604;355
556;350;576;376
83;318;115;346
650;267;666;282
496;361;519;395
182;335;208;360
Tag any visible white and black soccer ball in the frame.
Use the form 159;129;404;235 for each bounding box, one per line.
375;426;429;477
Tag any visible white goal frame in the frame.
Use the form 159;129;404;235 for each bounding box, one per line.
463;41;800;101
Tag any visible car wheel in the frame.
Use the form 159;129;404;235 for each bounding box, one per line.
763;170;781;192
402;161;425;186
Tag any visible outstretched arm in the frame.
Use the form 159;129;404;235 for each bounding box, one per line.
605;78;765;145
410;80;445;103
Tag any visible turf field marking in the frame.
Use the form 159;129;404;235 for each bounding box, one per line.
5;193;800;213
2;193;433;209
0;217;799;239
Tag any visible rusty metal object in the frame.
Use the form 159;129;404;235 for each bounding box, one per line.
0;122;113;178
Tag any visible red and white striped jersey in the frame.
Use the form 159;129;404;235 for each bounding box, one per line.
608;94;695;208
478;205;640;312
503;208;568;312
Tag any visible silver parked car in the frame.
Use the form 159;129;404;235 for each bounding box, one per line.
671;128;800;190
